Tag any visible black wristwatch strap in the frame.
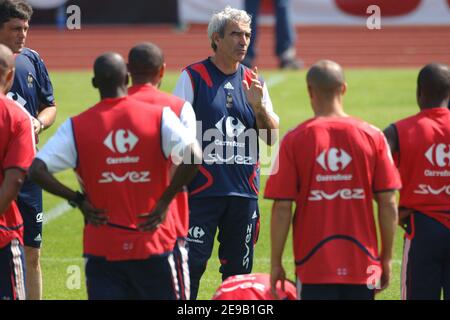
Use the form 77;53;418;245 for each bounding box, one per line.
68;191;86;208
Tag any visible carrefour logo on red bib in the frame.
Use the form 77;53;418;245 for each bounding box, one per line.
425;143;450;167
103;129;141;166
316;148;352;172
104;129;139;154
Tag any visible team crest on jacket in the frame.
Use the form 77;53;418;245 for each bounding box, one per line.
27;73;34;88
226;92;233;108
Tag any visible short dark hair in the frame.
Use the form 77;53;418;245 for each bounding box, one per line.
128;42;164;78
417;63;450;106
0;0;33;27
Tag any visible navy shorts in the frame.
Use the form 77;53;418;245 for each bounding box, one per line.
0;239;26;300
85;252;185;300
187;196;260;299
300;284;375;300
17;179;43;248
401;212;450;300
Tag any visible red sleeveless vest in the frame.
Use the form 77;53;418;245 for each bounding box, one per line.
71;96;177;260
395;107;450;228
129;84;189;239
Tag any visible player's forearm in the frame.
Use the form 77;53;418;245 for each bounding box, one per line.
382;124;399;155
255;107;279;146
29;158;78;202
37;105;57;131
376;192;398;261
270;201;292;267
0;169;26;214
159;143;201;205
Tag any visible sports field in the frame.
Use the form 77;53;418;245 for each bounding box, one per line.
40;68;417;300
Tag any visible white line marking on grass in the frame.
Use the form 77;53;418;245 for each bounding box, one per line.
41;257;83;263
43;202;72;225
266;74;286;88
254;257;402;265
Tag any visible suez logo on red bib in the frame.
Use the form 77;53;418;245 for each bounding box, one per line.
98;129;150;183
308;188;365;201
414;143;450;195
309;148;364;201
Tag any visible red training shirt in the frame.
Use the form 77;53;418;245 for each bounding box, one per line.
0;94;35;248
265;116;401;284
394;107;450;228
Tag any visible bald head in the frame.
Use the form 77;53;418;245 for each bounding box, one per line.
0;44;15;92
93;52;128;91
0;43;14;68
417;63;450;109
307;60;345;97
128;42;164;81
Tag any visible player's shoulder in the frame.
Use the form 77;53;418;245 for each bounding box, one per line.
289;117;329;135
352;116;382;132
157;89;186;106
394;110;431;128
346;116;385;140
183;58;209;72
294;116;382;138
20;47;43;63
281;118;316;145
0;96;31;121
126;96;163;112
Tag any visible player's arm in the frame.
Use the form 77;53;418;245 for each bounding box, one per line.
34;54;57;135
29;159;107;225
35;104;57;135
382;124;399;155
374;190;398;293
0;168;27;215
173;70;194;105
29;119;107;225
382;125;414;221
243;67;279;146
179;101;197;139
270;200;293;299
1;112;35;215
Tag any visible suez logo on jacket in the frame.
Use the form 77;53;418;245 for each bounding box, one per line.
309;148;365;201
98;129;150;184
414;143;450;195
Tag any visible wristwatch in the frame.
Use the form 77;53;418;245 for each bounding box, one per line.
68;191;86;208
37;118;45;133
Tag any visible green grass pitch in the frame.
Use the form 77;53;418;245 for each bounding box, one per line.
39;69;418;300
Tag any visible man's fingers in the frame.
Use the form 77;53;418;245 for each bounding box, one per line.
83;206;108;226
270;278;279;300
249;78;261;87
271;287;280;300
252;66;258;77
137;214;163;231
92;208;108;214
138;220;161;232
87;214;108;226
242;79;249;91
